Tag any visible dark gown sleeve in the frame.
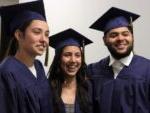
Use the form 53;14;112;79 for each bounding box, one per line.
0;58;53;113
87;62;105;113
0;71;19;113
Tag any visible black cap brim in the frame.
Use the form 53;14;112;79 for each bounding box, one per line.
49;28;93;49
90;7;140;32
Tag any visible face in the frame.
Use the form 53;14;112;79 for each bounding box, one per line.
104;27;133;59
60;46;82;78
17;20;49;57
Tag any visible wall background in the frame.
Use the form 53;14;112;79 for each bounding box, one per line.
0;0;18;6
1;0;150;71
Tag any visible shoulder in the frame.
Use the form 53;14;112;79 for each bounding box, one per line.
133;55;150;65
0;57;18;89
88;56;109;68
0;57;16;73
87;56;109;75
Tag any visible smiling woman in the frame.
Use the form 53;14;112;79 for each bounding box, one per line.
0;1;53;113
48;28;93;113
15;19;49;57
60;46;82;78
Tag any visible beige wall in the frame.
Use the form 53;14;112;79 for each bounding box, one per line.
1;0;150;68
0;0;19;6
41;0;150;66
17;0;150;68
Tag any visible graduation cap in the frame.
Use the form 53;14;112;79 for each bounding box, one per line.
89;7;140;33
49;28;93;50
0;0;46;37
49;28;93;67
0;0;49;65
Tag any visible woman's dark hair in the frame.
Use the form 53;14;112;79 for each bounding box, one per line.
48;47;92;113
5;20;33;57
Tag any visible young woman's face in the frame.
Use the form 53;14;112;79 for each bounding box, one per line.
18;20;49;57
60;46;82;78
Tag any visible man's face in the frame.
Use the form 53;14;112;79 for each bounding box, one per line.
104;27;134;59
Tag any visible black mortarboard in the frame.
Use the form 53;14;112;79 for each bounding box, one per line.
49;28;93;51
0;0;47;62
0;0;46;38
49;28;93;65
89;7;140;33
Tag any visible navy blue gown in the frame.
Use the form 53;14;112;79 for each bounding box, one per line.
87;55;150;113
52;80;93;113
0;57;53;113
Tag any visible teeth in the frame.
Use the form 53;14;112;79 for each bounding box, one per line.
68;66;76;69
68;67;76;69
117;43;126;47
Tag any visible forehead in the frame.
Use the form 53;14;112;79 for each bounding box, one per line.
62;46;81;52
28;20;47;26
107;26;130;33
25;20;49;31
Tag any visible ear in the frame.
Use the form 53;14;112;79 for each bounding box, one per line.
103;36;107;46
14;29;23;41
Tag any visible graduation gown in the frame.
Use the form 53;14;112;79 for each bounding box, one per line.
87;55;150;113
58;94;93;113
0;57;53;113
52;80;93;113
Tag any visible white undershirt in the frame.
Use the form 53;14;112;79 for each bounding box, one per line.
28;64;37;78
109;52;134;79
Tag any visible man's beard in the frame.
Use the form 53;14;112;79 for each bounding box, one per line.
107;43;133;60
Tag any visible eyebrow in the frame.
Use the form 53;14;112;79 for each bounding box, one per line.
109;30;130;34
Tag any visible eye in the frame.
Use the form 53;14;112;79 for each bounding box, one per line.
122;31;130;37
108;32;118;38
63;52;71;57
75;53;81;58
45;31;49;38
32;28;41;34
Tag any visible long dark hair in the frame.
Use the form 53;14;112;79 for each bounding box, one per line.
4;20;32;57
48;47;92;113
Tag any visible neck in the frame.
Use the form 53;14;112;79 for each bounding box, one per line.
15;50;35;67
63;77;77;89
61;77;77;104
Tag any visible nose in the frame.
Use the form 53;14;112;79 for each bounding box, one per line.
40;34;49;44
117;34;124;41
70;55;76;62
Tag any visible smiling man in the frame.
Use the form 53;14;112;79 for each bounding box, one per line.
87;7;150;113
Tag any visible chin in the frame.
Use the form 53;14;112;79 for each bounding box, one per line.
117;50;128;54
113;52;131;59
108;45;133;59
36;51;45;55
66;72;77;77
